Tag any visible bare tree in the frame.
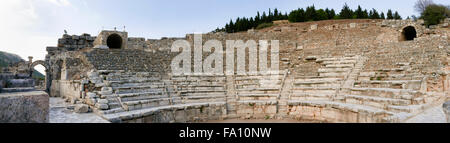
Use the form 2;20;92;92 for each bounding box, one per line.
414;0;434;14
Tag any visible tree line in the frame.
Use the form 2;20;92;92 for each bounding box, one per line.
214;3;402;33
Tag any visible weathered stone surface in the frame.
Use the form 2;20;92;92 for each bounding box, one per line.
0;91;49;123
86;92;98;99
74;104;89;113
96;103;109;110
444;101;450;123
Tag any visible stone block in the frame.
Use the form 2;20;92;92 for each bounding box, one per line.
98;99;109;104
0;91;49;123
86;92;98;99
310;24;318;30
74;104;89;113
96;103;109;110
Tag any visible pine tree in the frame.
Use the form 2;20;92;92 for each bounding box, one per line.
369;8;380;19
355;5;365;19
394;11;402;19
387;9;394;19
380;12;386;19
305;5;317;21
339;3;353;19
328;9;336;19
363;9;369;18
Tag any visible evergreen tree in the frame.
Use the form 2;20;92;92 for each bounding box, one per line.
305;5;317;21
339;3;353;19
387;9;394;19
369;8;380;19
355;5;365;19
363;9;369;18
217;4;404;33
380;12;386;19
316;9;329;20
394;11;402;19
327;9;336;19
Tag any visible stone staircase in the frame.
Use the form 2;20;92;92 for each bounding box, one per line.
92;71;227;122
289;55;358;102
286;45;445;122
83;48;227;122
286;55;433;122
234;71;285;118
171;75;227;104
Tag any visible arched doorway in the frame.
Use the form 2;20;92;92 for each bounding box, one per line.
107;34;123;49
30;60;49;92
401;26;417;41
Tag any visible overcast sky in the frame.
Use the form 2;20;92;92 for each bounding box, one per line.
0;0;449;73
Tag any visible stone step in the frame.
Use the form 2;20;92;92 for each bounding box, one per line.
238;93;279;97
290;93;332;101
343;95;413;108
180;89;227;93
237;100;278;105
235;75;284;81
386;104;427;113
102;102;227;122
318;68;352;73
235;80;282;85
354;80;422;90
325;64;354;68
319;72;349;77
98;107;125;115
177;86;225;91
181;92;226;97
181;95;227;103
287;100;393;115
117;92;167;98
109;82;165;88
294;77;343;82
105;77;161;83
236;84;282;90
350;88;417;100
236;87;280;91
292;86;338;90
322;60;357;65
112;84;166;90
316;57;358;62
115;88;165;94
123;98;172;111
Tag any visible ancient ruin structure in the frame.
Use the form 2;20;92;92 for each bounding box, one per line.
0;57;49;123
9;19;448;123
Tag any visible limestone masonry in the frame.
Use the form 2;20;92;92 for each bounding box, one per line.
1;19;449;123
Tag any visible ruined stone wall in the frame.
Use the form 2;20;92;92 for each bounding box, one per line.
58;34;96;50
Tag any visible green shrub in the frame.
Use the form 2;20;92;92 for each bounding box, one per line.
422;4;450;27
256;23;274;30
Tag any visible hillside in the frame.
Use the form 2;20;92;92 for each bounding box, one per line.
0;51;45;79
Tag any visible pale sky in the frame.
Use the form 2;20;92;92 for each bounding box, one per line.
0;0;449;74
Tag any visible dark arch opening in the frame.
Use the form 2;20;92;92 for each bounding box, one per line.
401;26;417;41
107;34;123;49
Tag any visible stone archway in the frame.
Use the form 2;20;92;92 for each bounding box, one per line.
30;60;50;92
107;34;123;49
401;26;417;41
